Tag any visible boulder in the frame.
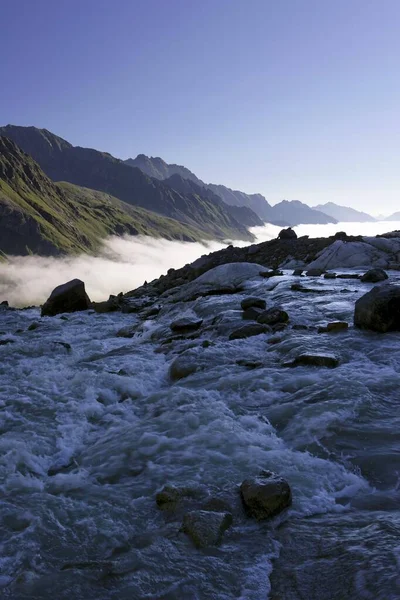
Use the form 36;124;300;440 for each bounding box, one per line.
292;269;303;276
169;354;198;381
278;228;297;240
170;318;203;333
260;270;283;278
242;307;264;321
156;486;198;510
182;510;233;548
291;283;326;294
354;284;400;332
229;323;271;340
318;322;349;334
0;300;9;310
324;272;337;279
41;279;91;317
257;307;289;326
116;324;138;338
241;297;266;311
240;471;292;520
27;322;40;331
286;353;339;368
336;274;360;280
306;268;325;277
360;268;389;283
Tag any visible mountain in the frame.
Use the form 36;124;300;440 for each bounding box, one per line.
0;136;220;256
384;212;400;221
314;202;376;222
125;154;273;221
269;200;337;226
0;125;254;242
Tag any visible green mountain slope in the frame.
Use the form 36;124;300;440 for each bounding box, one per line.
0;136;215;256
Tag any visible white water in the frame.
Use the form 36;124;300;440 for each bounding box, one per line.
1;270;400;598
1;221;399;308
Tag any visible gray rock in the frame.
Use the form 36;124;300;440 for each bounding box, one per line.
257;307;289;326
169;354;198;381
278;228;297;240
306;268;325;277
318;322;349;334
170;318;203;333
116;324;138;338
41;279;91;317
260;270;283;278
182;510;233;548
292;269;303;276
286;353;339;368
229;323;271;340
324;272;337;279
360;268;389;283
240;471;292;520
27;321;40;331
156;486;198;510
241;297;267;311
354;284;400;332
242;307;264;320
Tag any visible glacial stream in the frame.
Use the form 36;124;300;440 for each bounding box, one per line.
1;270;400;599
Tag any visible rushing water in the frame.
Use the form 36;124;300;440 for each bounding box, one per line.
1;269;400;599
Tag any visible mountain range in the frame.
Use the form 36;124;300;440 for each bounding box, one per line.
0;124;387;257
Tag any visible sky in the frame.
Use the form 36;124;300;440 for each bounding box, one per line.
1;0;399;214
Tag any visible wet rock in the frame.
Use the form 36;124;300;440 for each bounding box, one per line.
229;323;271;340
41;279;91;317
170;318;203;333
92;296;121;313
318;322;349;334
242;306;264;320
336;273;360;280
52;341;72;351
306;268;325;277
27;322;40;331
169;354;198;380
241;297;266;311
260;269;283;278
116;324;138;338
240;471;292;520
354;284;400;332
257;307;289;326
0;339;15;345
236;359;263;369
291;324;309;330
324;272;337;279
286;353;339;368
182;510;233;548
156;486;198;510
0;300;9;310
278;227;297;240
360;268;389;283
291;283;326;294
292;269;303;276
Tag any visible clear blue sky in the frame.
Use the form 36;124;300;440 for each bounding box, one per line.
1;0;399;214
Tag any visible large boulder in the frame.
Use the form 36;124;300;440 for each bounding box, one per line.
229;323;271;340
182;510;233;548
257;307;289;326
240;471;292;520
41;279;91;317
360;268;389;283
354;284;400;332
278;228;297;240
241;297;266;310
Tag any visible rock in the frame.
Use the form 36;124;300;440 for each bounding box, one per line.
41;279;91;317
242;307;264;321
257;307;289;326
318;322;349;334
241;297;266;311
236;359;263;369
116;325;138;338
0;339;15;345
286;353;339;368
27;322;40;331
170;318;203;333
360;268;389;283
229;324;271;340
354;284;400;332
0;300;9;310
278;228;297;240
306;268;325;277
324;272;337;279
182;510;233;548
336;273;360;280
333;231;348;240
240;471;292;520
291;283;326;294
306;238;400;271
156;486;198;510
292;269;303;276
169;354;198;380
260;269;283;278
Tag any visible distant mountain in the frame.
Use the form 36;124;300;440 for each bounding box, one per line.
0;125;254;243
384;212;400;221
0;136;223;256
125;154;273;221
314;202;375;222
269;200;337;226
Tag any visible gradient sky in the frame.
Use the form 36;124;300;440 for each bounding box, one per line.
1;0;399;214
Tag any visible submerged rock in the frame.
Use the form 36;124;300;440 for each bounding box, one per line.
360;268;389;283
318;322;349;334
41;279;91;317
241;297;266;311
354;284;400;332
286;353;339;368
170;318;203;333
229;323;271;340
156;486;198;510
257;307;289;326
240;471;292;520
242;307;264;320
169;354;198;380
306;268;325;277
324;272;337;279
182;510;233;548
260;269;283;278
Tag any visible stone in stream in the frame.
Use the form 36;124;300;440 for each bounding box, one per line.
170;318;203;333
259;270;283;278
292;269;303;276
306;268;325;277
291;283;327;294
360;268;389;283
156;485;199;510
257;307;289;326
169;354;198;380
286;353;339;368
240;471;292;520
324;272;337;279
229;323;271;340
242;307;264;321
318;322;349;334
41;279;91;317
27;322;40;331
336;274;360;280
354;284;400;332
241;297;267;311
116;324;138;338
182;510;233;548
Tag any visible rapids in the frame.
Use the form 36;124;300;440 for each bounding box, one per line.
1;270;400;599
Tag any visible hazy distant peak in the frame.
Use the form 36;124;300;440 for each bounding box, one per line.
314;202;376;222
